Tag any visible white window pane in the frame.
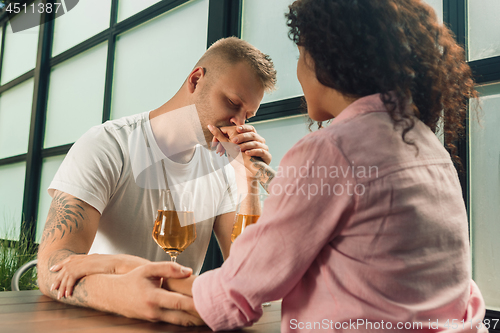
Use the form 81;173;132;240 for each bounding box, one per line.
468;0;500;61
422;0;443;23
44;42;108;148
242;0;302;104
0;79;34;159
111;0;208;120
118;0;162;22
36;155;65;243
52;0;112;56
1;15;40;85
0;162;26;241
252;115;310;169
470;82;500;311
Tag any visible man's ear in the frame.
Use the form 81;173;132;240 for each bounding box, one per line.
187;67;206;93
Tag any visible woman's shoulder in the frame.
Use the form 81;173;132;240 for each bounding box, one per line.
289;127;336;150
281;128;348;167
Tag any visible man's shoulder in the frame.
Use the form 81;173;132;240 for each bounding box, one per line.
80;112;148;143
72;112;148;156
101;112;148;133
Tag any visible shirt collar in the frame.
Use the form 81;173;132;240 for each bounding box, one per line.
331;92;398;125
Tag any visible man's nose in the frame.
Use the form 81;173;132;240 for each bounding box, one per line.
230;113;246;126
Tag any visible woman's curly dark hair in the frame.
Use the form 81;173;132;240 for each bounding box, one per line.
286;0;477;168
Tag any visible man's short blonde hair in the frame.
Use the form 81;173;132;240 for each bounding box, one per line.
196;37;277;93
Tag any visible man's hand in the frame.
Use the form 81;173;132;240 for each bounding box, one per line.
211;125;272;165
49;253;151;299
107;262;203;326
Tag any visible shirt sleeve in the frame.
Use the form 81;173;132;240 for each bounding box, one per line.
48;125;124;214
192;133;357;331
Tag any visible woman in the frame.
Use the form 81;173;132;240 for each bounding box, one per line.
180;0;487;331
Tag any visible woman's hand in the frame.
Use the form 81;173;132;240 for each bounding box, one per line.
49;253;150;299
163;275;197;297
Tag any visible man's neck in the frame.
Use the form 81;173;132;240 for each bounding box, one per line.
149;96;205;165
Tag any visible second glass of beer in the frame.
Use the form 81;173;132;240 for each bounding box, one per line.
231;193;267;242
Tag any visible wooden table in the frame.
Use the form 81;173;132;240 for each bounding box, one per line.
0;290;281;332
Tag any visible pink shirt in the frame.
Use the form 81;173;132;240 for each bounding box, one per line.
193;94;486;332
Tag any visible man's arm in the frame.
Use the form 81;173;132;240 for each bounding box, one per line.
38;190;150;300
212;212;236;260
37;190;202;325
247;157;275;193
38;190;100;302
49;253;151;297
38;190;143;303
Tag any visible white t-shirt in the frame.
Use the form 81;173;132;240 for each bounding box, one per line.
49;111;237;274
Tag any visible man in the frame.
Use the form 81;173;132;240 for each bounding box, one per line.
37;37;277;325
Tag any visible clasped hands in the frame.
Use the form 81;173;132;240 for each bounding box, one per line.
50;256;201;326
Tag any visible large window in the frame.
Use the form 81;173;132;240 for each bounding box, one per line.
0;0;498;319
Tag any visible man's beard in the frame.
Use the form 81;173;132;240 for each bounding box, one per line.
195;93;232;150
195;101;229;151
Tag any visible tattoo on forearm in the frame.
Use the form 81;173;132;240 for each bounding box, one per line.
250;157;275;193
47;249;78;268
60;277;89;307
39;192;87;250
46;249;88;306
39;193;90;306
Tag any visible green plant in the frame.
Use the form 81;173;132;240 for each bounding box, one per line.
0;225;38;291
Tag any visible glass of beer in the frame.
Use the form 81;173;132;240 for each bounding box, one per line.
231;192;272;307
231;193;267;242
152;190;196;262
